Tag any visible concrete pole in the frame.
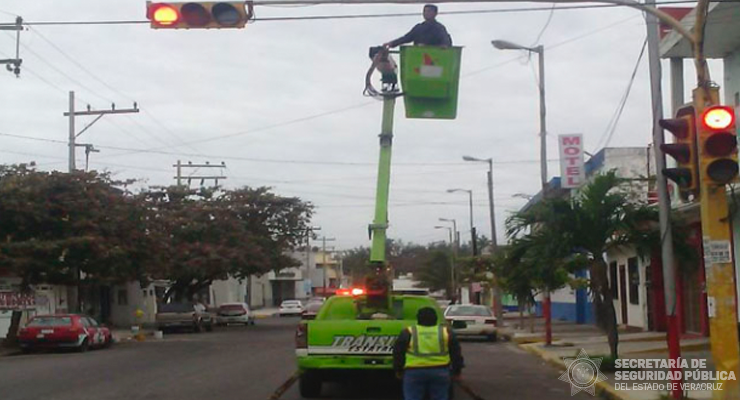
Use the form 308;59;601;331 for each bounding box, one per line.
537;46;547;190
534;45;552;346
68;91;76;172
176;160;182;187
646;3;681;398
487;161;503;320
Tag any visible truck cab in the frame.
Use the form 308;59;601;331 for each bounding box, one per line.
295;292;444;398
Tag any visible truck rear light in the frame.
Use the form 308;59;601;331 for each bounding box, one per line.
295;323;308;349
485;319;497;326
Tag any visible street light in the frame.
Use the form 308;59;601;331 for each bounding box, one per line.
491;40;547;191
492;38;549;343
434;226;455;301
462;155;502;321
446;188;477;256
462;156;497;249
438;218;458;246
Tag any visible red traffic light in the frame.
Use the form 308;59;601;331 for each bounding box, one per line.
703;106;735;131
150;3;180;26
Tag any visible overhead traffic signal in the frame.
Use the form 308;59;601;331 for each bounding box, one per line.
146;2;253;29
698;105;738;185
659;104;698;199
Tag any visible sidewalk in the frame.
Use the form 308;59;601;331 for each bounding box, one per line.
499;313;712;400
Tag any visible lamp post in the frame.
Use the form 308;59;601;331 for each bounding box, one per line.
462;156;497;249
491;40;547;191
446;188;477;256
439;218;458;302
461;155;502;320
492;39;551;345
434;226;455;301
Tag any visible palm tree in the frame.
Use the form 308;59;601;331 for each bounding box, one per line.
507;171;691;358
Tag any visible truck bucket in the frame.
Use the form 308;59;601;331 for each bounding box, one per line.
399;45;462;120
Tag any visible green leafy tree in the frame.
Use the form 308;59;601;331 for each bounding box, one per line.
415;248;453;298
140;185;313;301
0;165;154;342
506;171;695;358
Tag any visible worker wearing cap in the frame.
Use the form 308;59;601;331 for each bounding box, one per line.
383;4;452;48
393;307;464;400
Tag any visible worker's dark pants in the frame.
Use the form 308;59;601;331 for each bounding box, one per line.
403;367;451;400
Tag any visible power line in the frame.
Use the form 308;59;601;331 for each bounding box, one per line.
593;37;648;152
24;27;207;156
530;3;557;47
0;1;715;27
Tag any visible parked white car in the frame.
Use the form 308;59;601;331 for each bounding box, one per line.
444;304;498;341
216;302;254;326
278;300;304;317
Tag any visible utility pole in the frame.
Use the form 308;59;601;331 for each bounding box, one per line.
64;91;139;172
0;17;22;77
319;236;336;297
173;161;227;187
645;2;682;398
304;226;320;296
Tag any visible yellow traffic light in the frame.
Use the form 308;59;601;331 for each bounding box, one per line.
146;2;253;29
659;104;698;199
699;105;738;185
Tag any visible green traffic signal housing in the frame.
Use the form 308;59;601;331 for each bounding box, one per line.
659;104;698;200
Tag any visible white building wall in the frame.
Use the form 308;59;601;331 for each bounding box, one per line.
0;278;70;338
724;48;740;109
110;282;157;328
210;277;248;306
607;248;649;330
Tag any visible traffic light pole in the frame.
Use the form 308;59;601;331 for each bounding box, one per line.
694;87;740;400
646;4;681;398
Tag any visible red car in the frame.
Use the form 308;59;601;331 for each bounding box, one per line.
18;314;113;353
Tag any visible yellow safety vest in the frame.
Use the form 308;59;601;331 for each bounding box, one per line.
405;324;451;369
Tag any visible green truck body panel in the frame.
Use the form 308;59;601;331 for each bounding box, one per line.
296;295;443;372
400;45;463;120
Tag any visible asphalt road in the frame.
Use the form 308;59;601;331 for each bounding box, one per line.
0;318;593;400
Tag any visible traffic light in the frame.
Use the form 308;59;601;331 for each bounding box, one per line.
146;2;253;29
659;104;698;199
698;105;738;185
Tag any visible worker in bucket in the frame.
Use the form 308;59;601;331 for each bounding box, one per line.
383;4;452;48
393;307;464;400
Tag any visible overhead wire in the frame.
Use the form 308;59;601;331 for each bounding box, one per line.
24;26;208;156
593;37;648;152
530;2;557;47
0;0;719;26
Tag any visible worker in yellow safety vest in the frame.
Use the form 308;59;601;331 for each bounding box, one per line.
393;307;464;400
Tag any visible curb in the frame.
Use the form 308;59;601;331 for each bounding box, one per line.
254;314;276;319
519;343;631;400
623;342;709;356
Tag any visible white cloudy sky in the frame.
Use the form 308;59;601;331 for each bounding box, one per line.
0;0;718;250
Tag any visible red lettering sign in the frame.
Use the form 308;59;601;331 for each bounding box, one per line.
0;292;36;310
